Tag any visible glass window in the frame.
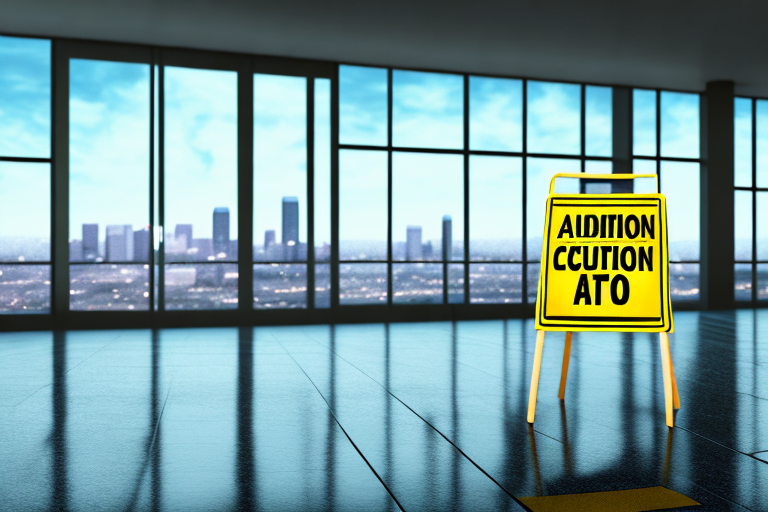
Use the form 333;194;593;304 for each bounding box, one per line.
757;100;768;188
69;59;150;311
315;78;331;262
253;264;306;309
469;156;522;261
734;190;752;261
447;263;464;304
393;263;442;304
340;150;388;261
339;65;387;146
660;91;699;159
469;76;522;152
253;74;307;263
734;263;752;302
734;98;753;187
527;81;580;155
0;264;50;313
0;36;50;158
340;263;387;304
632;159;658;194
392;70;463;149
584;160;611;174
758;263;768;300
392;152;463;261
633;89;656;156
0;162;50;262
661;161;700;261
526;158;580;261
164;66;237;309
669;263;700;301
585;86;612;157
469;264;522;303
757;192;768;261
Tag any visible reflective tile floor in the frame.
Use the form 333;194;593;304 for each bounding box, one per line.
1;310;767;511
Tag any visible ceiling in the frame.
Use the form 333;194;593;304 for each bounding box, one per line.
1;0;766;95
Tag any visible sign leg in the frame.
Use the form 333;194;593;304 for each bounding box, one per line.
558;332;573;400
660;332;674;428
668;338;681;409
527;331;546;424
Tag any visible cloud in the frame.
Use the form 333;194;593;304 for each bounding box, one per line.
527;81;581;155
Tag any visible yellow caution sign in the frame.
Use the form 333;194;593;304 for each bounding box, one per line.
535;174;673;333
527;174;680;428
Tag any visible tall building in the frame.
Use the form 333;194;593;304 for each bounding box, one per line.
175;224;193;251
82;223;98;261
69;239;83;262
133;228;150;263
264;229;276;249
406;226;423;260
442;215;452;261
213;207;230;257
282;197;299;262
106;224;133;262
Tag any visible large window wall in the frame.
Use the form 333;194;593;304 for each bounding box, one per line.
734;97;768;303
0;33;716;325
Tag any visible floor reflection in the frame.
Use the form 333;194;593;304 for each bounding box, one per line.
0;311;765;510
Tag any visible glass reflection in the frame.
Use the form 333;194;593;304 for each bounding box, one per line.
527;81;580;155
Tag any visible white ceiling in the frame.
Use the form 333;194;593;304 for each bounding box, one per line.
1;0;766;95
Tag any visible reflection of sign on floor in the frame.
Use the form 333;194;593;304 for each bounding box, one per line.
520;486;699;512
535;193;673;333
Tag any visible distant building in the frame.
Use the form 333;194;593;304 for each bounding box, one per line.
192;238;213;260
106;224;133;262
406;226;423;260
283;197;299;261
134;228;150;263
264;229;276;249
82;223;99;261
69;240;83;262
423;240;433;260
442;215;452;261
213;207;230;257
175;224;193;251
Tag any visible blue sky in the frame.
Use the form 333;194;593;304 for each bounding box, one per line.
0;35;714;262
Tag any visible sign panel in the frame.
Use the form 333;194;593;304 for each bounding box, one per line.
535;193;673;332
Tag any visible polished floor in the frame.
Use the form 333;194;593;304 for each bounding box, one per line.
1;311;767;511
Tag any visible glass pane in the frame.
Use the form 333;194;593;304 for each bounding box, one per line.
633;89;656;156
0;264;49;313
669;263;700;301
392;70;463;149
339;65;387;146
469;76;522;151
315;78;331;261
253;264;306;309
340;263;387;305
758;264;768;301
393;152;463;261
315;263;330;308
469;156;522;261
632;159;658;193
69;59;149;268
757;100;768;188
734;190;752;261
526;158;580;261
527;81;580;155
661;161;700;261
340;150;387;260
448;264;464;304
660;91;699;158
0;36;50;158
469;263;522;304
0;162;49;261
393;263;442;304
734;98;753;187
164;264;238;310
585;86;612;156
584;160;611;174
253;74;307;263
69;264;149;311
757;192;768;261
527;263;540;304
734;263;752;302
165;67;237;268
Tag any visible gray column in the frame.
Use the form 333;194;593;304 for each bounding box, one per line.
700;81;735;309
612;87;632;192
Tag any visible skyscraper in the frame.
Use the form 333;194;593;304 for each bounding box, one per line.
106;224;133;262
134;227;150;263
264;229;276;249
82;223;98;261
406;226;423;260
213;207;230;257
282;197;299;262
175;224;193;251
442;215;452;261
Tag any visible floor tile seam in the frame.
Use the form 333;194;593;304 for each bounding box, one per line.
686;480;755;511
676;425;768;467
270;333;406;512
310;340;532;512
736;390;768;402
